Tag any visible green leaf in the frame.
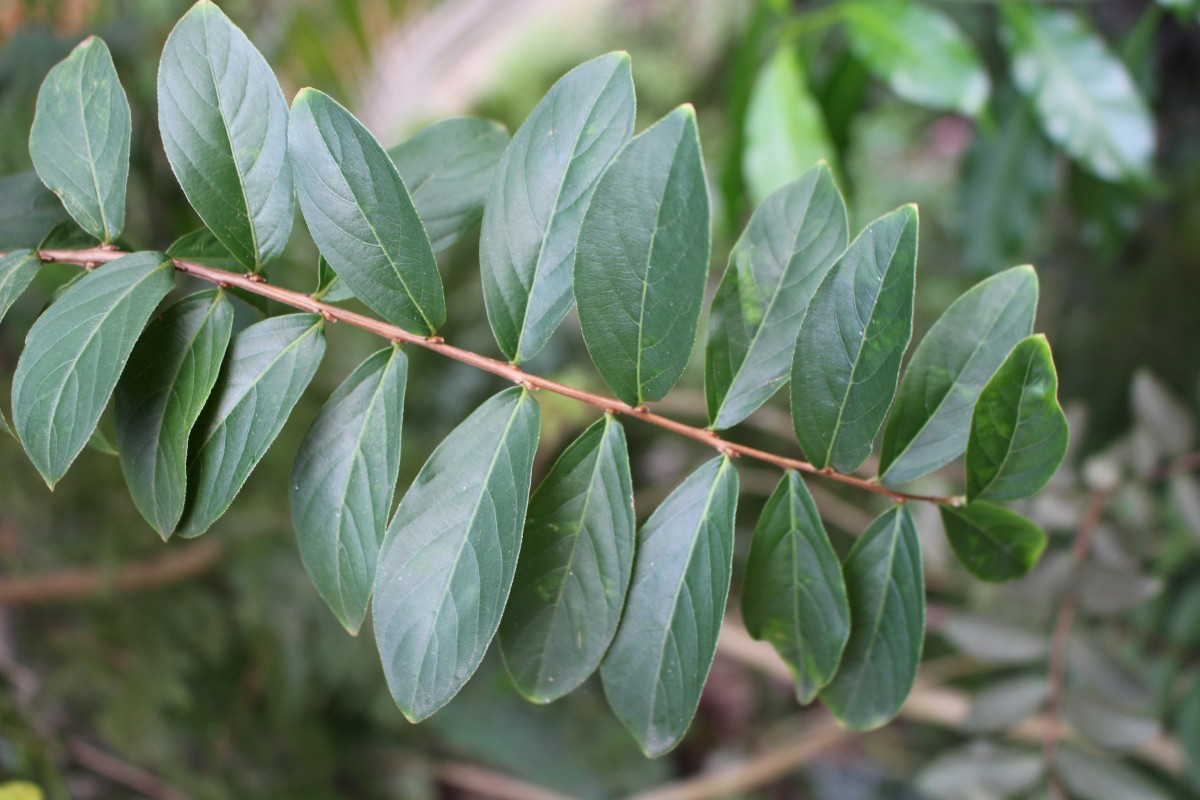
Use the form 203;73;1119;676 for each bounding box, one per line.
312;255;353;302
916;741;1044;800
291;346;406;635
87;427;118;456
1001;6;1154;182
114;290;234;538
11;252;174;488
480;52;635;364
879;266;1039;484
741;471;850;703
0;250;42;325
374;387;541;721
791;205;917;472
576;106;711;408
743;47;835;206
843;0;990;116
966;334;1069;502
29;36;130;243
601;456;738;757
706;165;848;430
940;503;1047;583
176;313;326;537
820;505;924;731
166;228;240;272
0;172;69;249
500;415;635;703
38;220;99;250
389;117;509;253
1054;747;1171;800
289;88;444;336
158;0;294;271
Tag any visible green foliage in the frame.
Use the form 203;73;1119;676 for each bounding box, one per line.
939;502;1046;583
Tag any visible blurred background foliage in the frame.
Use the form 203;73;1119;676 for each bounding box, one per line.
0;0;1198;798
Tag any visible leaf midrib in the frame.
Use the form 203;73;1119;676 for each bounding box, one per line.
73;45;112;241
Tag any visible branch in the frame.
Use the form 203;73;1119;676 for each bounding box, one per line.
69;739;189;800
20;246;962;508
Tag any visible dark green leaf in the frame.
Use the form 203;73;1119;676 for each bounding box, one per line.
601;457;738;757
940;503;1047;583
39;220;99;250
967;334;1069;502
11;252;174;488
114;290;234;538
0;250;42;324
820;505;924;731
500;415;635;703
374;387;541;721
289;88;444;336
1001;6;1154;182
879;266;1038;484
791;205;917;472
158;0;294;270
576;106;711;408
389;117;509;253
177;314;326;537
741;470;850;703
0;171;69;249
313;255;353;302
167;228;240;271
705;165;848;430
291;346;406;635
30;36;130;242
480;52;635;364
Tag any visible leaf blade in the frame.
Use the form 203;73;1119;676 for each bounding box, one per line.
940;502;1047;583
0;250;42;325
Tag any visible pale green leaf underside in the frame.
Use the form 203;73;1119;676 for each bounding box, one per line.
0;250;42;325
940;502;1047;583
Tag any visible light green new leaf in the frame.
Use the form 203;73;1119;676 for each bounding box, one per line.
741;471;850;703
374;387;541;722
743;47;834;206
601;457;738;757
967;334;1068;502
940;503;1047;583
115;290;234;538
791;205;917;472
11;252;174;488
291;346;406;635
843;0;990;116
177;314;326;537
158;0;294;270
290;89;444;335
481;52;634;364
390;117;509;253
0;172;69;249
0;250;42;325
1002;5;1154;182
30;36;130;243
576;106;711;408
500;415;635;703
820;505;924;731
879;266;1038;485
706;165;848;430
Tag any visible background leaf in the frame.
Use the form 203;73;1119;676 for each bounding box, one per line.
601;456;738;757
374;387;541;722
0;171;69;249
705;165;848;430
916;741;1044;800
313;255;354;302
30;36;130;243
940;503;1047;583
576;106;711;408
1055;747;1172;800
500;415;635;703
158;0;294;270
480;52;635;364
791;205;917;472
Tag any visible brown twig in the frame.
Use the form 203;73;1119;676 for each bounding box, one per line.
69;739;189;800
16;247;962;507
435;760;575;800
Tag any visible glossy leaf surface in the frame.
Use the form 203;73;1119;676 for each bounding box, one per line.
940;503;1047;583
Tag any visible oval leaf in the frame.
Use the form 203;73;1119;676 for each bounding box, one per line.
12;252;175;488
177;313;326;537
916;741;1044;800
706;165;848;430
389;117;509;253
30;36;130;243
879;265;1039;484
576;106;711;408
940;502;1047;583
290;88;445;336
115;290;234;538
966;334;1069;502
741;470;850;703
791;205;917;472
500;415;635;703
158;0;294;270
480;52;635;364
374;387;541;722
600;456;738;757
291;346;407;635
820;505;924;731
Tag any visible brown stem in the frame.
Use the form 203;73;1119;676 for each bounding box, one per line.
19;247;961;507
69;739;190;800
